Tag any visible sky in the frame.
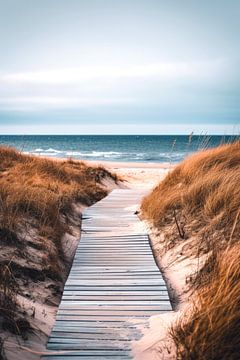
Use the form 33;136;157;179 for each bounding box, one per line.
0;0;239;134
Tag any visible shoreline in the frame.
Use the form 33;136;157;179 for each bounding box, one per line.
83;159;174;169
40;155;174;169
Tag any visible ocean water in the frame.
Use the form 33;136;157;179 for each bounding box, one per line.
0;135;236;163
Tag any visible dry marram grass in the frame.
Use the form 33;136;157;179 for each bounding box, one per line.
142;141;240;253
141;141;240;359
171;245;240;360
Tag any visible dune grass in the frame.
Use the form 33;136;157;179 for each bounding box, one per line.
0;146;117;246
171;244;240;360
141;141;240;359
0;146;118;338
142;141;240;253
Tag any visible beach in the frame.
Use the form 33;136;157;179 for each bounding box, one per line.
1;141;239;360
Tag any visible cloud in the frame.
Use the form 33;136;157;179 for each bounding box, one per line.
0;121;238;135
0;96;137;111
1;59;226;85
0;59;236;121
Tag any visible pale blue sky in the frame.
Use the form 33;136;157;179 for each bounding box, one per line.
0;0;239;134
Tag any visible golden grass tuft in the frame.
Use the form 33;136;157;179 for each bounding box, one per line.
141;141;240;252
0;146;117;247
171;245;240;360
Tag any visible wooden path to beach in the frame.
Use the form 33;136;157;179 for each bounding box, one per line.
43;189;172;360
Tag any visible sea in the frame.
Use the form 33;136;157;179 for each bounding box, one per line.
0;135;237;164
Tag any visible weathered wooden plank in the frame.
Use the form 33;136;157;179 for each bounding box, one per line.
80;235;149;238
68;271;161;275
66;277;164;281
68;268;159;272
50;327;140;335
55;313;166;321
53;319;147;327
43;349;131;357
72;255;154;259
63;287;168;292
49;331;141;341
43;356;130;360
53;320;148;328
47;338;132;346
67;272;162;276
65;277;164;282
46;341;131;350
56;310;170;319
64;271;163;275
68;270;160;274
62;289;169;300
59;302;170;308
76;244;150;248
61;299;169;305
77;244;150;247
78;243;149;247
57;308;171;315
79;237;149;240
65;282;165;287
50;329;140;336
62;290;168;294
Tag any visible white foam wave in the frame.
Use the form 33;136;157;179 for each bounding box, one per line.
45;148;63;153
65;150;122;158
24;148;187;162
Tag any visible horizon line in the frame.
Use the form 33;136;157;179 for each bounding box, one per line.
0;133;238;136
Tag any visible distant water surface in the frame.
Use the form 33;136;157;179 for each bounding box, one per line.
0;135;236;163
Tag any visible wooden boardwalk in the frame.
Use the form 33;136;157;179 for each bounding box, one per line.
43;189;172;359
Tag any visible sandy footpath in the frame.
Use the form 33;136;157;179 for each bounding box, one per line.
85;159;173;190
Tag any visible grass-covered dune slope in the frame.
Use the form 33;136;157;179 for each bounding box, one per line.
141;141;240;360
0;146;118;358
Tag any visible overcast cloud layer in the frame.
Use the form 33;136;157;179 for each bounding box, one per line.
0;0;239;134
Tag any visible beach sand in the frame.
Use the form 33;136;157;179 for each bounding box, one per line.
85;160;173;190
